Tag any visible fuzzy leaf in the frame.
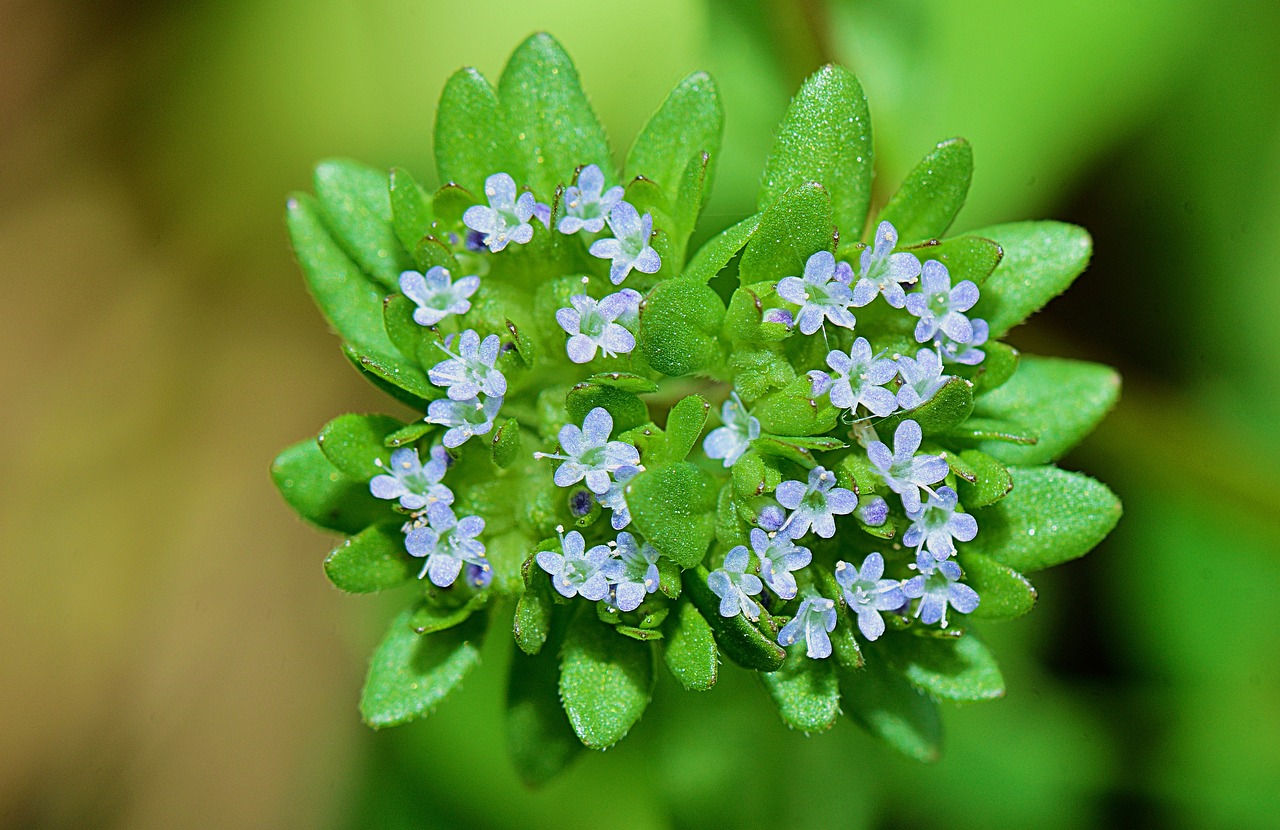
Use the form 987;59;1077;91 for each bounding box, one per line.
877;376;974;435
324;523;413;593
341;344;434;408
384;421;434;448
434;67;506;197
638;279;726;376
565;383;649;434
410;597;484;635
684;214;760;283
740;182;835;283
664;395;710;464
959;552;1037;620
626;463;716;568
759;65;872;237
507;643;582;785
499;33;612;197
662;600;718;691
969;341;1020;396
559;610;654;749
317;413;401;480
388;167;433;256
313;159;411;290
360;609;486;728
883;632;1005;702
491;418;522;469
839;644;941;762
760;648;841;733
514;554;555;655
904;236;1003;286
586;372;657;394
969;221;1093;337
972;356;1121;465
625;71;723;217
684;566;786;672
286;193;397;356
953;449;1014;507
877;138;973;243
272;439;388;534
967;465;1122;573
754;377;840;437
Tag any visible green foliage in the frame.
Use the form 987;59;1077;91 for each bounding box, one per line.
435;67;506;197
559;610;654;749
317;413;400;479
760;647;841;733
313;159;412;290
883;632;1006;702
272;439;387;534
840;644;942;763
360;610;486;728
877;138;973;244
638;279;726;376
324;524;414;593
684;566;786;672
740;183;834;282
970;221;1093;336
662;600;718;691
506;638;583;785
626;463;716;568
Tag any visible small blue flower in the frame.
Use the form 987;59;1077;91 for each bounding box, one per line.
809;336;899;417
755;502;788;533
465;561;493;589
707;545;764;621
777;595;838;659
399;266;480;327
762;307;794;328
535;529;622;601
462;173;549;252
894;347;949;410
534;407;641;495
404;502;487;587
555;289;641;364
834;553;906;641
935;318;989;366
369;446;453;511
598;464;640;530
902;557;980;628
589;201;662;284
905;259;980;344
425;395;503;448
775;250;856;335
855;495;889;527
611;531;660;612
739;527;811;600
558;164;625;235
428;329;507;401
904;485;978;564
851;221;923;308
775;465;858;540
866;419;949;513
703;393;761;468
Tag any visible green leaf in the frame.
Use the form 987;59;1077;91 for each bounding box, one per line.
360;609;486;728
684;214;760;283
559;610;654;749
506;643;583;786
684;566;786;672
958;552;1037;620
753;376;840;436
585;371;657;394
323;523;413;593
617;624;663;641
382;294;430;362
388;167;433;256
565;383;649;434
514;555;554;656
672;152;711;258
409;595;486;635
759;65;873;237
966;465;1122;573
431;183;476;229
760;647;841;733
626;463;716;568
317;413;401;480
839;645;941;762
499;33;612;197
286;193;397;356
877;138;973;243
341;344;433;408
946;416;1038;446
384;421;434;448
662;600;718;691
271;439;388;534
434;67;506;196
413;234;462;275
740;182;835;283
883;632;1005;702
664;395;710;463
953;449;1014;508
313;159;411;290
638;279;726;376
876;376;974;435
969;221;1093;337
972;356;1121;465
625;71;723;213
490;418;522;469
969;341;1020;396
903;236;1003;286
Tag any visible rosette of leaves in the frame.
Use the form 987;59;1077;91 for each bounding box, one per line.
272;33;1121;782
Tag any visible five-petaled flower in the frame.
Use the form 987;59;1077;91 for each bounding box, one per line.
867;419;949;513
425;395;503;448
809;336;899;417
370;446;453;511
536;529;622;601
534;406;640;495
399;266;480;327
775;250;856;335
777;595;838;659
463;172;549;252
611;531;660;612
834;553;906;640
935;318;990;366
707;544;764;621
904;485;978;565
428;329;507;400
558;164;625;235
902;556;980;628
556;290;641;364
851;221;923;308
775;465;858;540
737;527;811;600
905;259;980;344
589;202;662;284
894;347;949;410
703;393;761;468
404;502;488;587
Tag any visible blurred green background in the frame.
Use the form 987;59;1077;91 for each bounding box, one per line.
4;0;1279;827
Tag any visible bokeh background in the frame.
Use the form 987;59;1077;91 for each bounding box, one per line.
4;0;1279;827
